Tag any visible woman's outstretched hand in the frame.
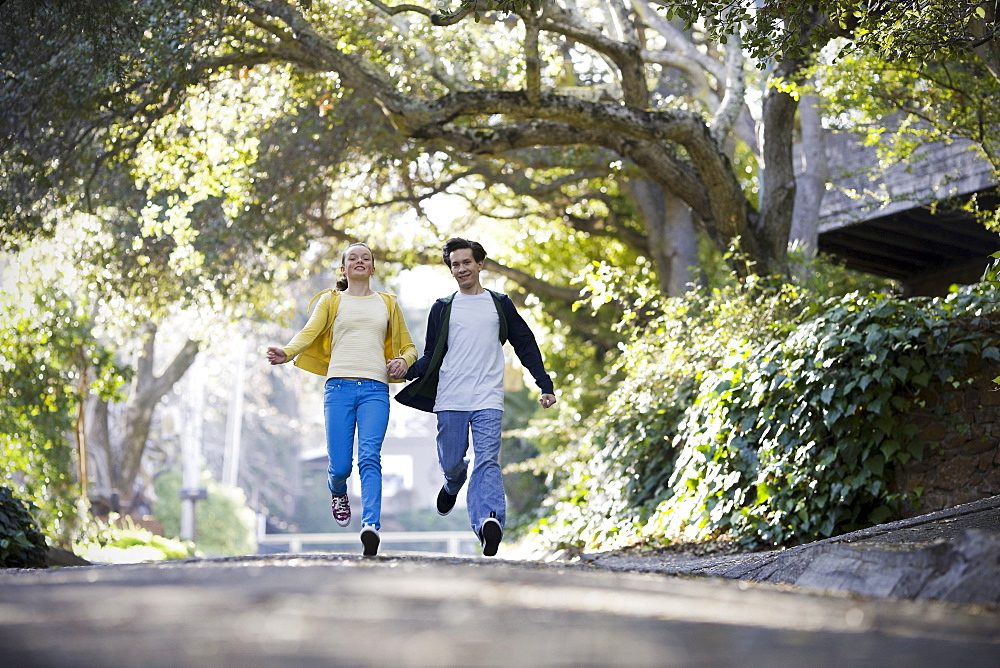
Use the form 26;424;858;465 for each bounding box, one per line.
267;346;288;365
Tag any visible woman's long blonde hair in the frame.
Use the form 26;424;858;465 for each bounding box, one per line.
336;242;374;291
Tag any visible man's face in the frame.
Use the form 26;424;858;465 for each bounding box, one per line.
448;247;483;291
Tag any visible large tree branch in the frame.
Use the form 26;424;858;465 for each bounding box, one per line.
486;259;583;302
523;3;543;105
385;245;583;302
409;117;714;220
709;34;746;144
630;0;727;81
120;333;200;512
365;0;436;19
239;0;749;254
540;3;649;106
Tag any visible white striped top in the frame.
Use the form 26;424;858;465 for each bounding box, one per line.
327;294;389;383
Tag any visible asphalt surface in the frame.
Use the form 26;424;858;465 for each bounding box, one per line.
581;494;1000;606
2;554;999;667
1;496;998;666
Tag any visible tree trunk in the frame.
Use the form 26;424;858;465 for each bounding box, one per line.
627;179;698;296
753;58;803;276
86;396;115;513
790;92;829;267
74;347;89;510
86;323;200;516
969;6;1000;85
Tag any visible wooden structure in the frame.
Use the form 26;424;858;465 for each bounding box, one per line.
817;133;1000;296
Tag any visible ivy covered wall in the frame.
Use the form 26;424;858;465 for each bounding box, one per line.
893;358;1000;515
524;283;1000;554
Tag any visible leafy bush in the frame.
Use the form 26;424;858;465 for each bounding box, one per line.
526;281;1000;553
0;288;127;543
75;515;195;564
0;486;48;568
153;469;256;556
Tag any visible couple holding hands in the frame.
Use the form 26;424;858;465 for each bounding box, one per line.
266;238;556;557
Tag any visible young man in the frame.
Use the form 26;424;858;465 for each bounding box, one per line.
395;238;557;556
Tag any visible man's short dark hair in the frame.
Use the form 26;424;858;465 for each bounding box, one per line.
442;237;487;266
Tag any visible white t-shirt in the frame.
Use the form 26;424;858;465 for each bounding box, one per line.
434;291;505;412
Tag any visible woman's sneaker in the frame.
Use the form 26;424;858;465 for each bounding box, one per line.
331;493;351;527
360;524;380;557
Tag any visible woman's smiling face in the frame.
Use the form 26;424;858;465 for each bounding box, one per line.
341;244;374;279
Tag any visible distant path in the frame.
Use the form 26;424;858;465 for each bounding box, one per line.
2;554;998;666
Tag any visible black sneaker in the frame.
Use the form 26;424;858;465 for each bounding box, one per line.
361;524;380;557
480;515;502;557
436;487;458;516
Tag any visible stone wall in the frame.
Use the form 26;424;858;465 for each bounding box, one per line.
892;360;1000;517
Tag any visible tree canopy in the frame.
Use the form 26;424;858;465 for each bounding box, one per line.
5;1;997;288
2;0;810;291
654;1;999;74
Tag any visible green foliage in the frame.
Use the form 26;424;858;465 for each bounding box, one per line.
985;252;1000;291
152;469;256;557
843;1;994;63
0;288;127;543
75;514;195;564
0;0;221;250
817;49;1000;171
654;1;994;66
527;279;1000;553
501;387;548;524
0;486;49;568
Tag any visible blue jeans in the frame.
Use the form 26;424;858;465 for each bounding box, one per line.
436;409;505;535
324;378;389;530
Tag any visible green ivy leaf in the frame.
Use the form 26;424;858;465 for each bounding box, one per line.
868;505;892;525
880;440;900;459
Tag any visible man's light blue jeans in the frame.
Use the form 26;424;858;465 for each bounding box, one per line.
324;378;389;530
436;409;505;535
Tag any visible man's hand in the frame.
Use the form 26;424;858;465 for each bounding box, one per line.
267;346;288;365
387;357;409;379
539;393;557;409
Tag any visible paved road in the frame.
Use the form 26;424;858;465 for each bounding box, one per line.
2;554;998;666
583;494;1000;606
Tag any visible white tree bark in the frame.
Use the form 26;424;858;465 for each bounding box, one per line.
790;93;829;262
627;179;697;294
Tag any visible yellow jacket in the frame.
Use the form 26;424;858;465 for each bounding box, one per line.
282;289;417;381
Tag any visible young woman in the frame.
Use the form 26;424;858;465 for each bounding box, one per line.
267;242;416;556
